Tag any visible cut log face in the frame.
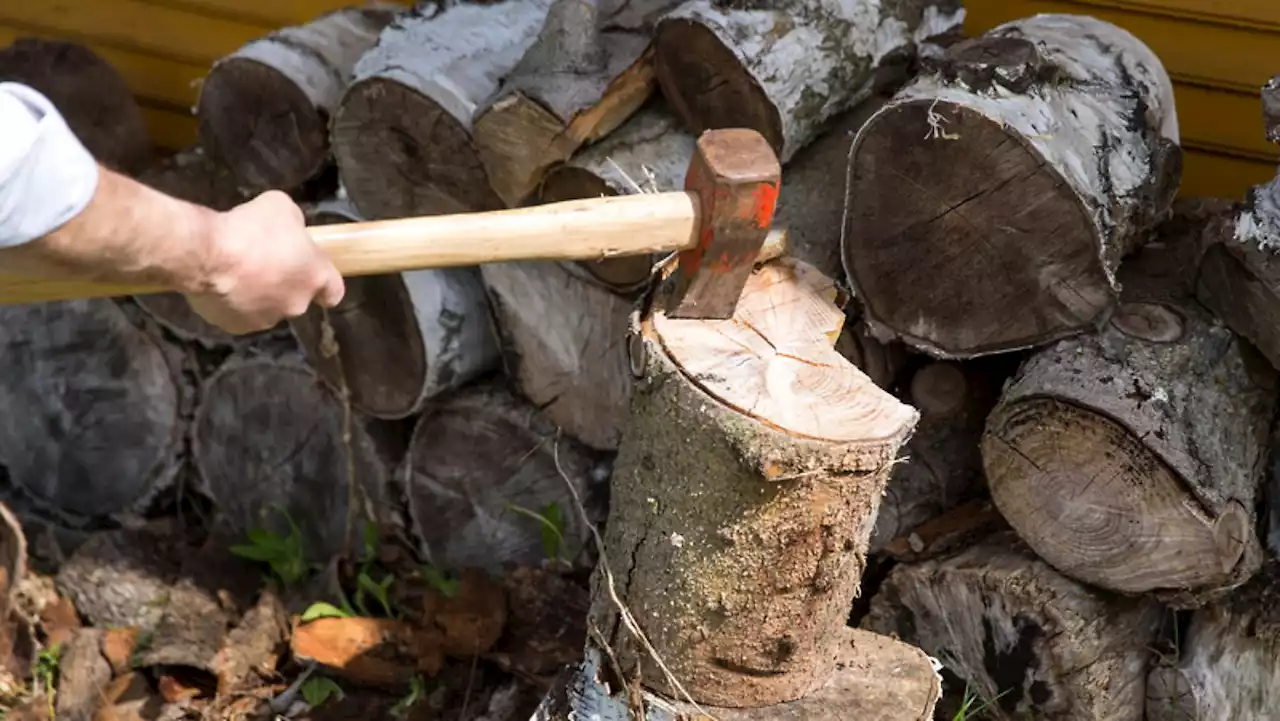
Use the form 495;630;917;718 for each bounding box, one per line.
592;257;918;707
472;0;657;207
863;533;1162;721
844;14;1182;358
398;381;597;573
191;357;392;563
290;197;500;419
0;300;183;523
197;4;401;191
332;0;553;219
1146;561;1280;720
982;244;1276;603
531;627;941;720
0;37;152;175
653;0;964;161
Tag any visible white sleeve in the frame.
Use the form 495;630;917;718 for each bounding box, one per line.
0;82;100;248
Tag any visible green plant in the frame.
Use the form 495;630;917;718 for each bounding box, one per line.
355;571;396;618
33;643;61;719
300;602;352;622
952;683;1009;721
300;676;343;708
421;565;459;598
390;675;428;719
229;509;316;587
506;501;566;561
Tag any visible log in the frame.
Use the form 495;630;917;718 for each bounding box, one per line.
588;256;918;707
1193;173;1280;371
289;196;500;419
397;381;599;573
1264;74;1280;145
197;4;401;192
191;356;393;563
867;360;999;552
843;13;1183;359
0;300;185;526
472;0;657;207
332;0;554;220
981;241;1276;604
530;627;941;720
652;0;964;162
833;318;909;392
863;533;1162;721
0;37;152;175
1146;561;1280;720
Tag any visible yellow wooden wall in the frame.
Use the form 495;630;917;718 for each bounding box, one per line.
3;0;1276;198
964;0;1280;198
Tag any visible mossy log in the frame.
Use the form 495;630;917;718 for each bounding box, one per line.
863;533;1163;720
844;13;1182;358
197;4;401;191
653;0;963;162
289;196;500;419
472;0;658;207
982;242;1276;605
588;256;918;706
332;0;552;219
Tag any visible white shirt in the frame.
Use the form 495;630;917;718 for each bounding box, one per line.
0;82;99;248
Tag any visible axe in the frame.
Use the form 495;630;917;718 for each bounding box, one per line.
0;128;783;320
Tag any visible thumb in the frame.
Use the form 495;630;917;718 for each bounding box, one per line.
314;262;346;309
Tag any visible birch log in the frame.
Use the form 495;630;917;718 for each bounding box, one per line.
331;0;552;219
652;0;963;162
0;300;184;524
982;242;1276;605
1264;74;1280;144
472;0;657;207
1146;562;1280;720
844;14;1182;359
191;356;393;563
0;38;151;175
289;196;500;419
864;533;1162;721
197;4;402;192
589;257;918;706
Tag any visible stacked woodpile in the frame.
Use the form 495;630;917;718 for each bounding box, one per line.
8;1;1280;719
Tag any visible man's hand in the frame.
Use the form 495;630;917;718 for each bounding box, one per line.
185;191;345;334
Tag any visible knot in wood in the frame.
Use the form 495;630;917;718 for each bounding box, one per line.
1109;302;1185;343
932;35;1044;94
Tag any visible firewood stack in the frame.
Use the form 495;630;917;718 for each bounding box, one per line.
10;0;1280;718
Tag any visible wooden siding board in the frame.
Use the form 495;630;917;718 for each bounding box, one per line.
1076;0;1280;30
1181;147;1276;198
1175;83;1275;161
139;0;408;27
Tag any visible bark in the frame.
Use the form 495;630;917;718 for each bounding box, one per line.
1194;173;1280;371
190;357;394;564
653;0;963;162
332;0;554;220
589;256;918;706
289;196;500;419
982;242;1277;605
54;628;113;721
844;13;1183;359
867;360;999;552
863;533;1162;721
472;0;658;207
55;527;184;631
0;300;184;525
530;627;940;720
1146;561;1280;720
197;4;402;191
1264;74;1280;145
0;37;151;175
398;381;601;573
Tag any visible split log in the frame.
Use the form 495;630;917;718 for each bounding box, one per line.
589;256;918;707
843;13;1183;358
197;4;401;192
1146;561;1280;720
472;0;657;207
652;0;964;162
289;196;500;419
863;533;1162;721
1193;173;1280;371
867;360;998;552
398;381;598;573
982;241;1276;605
191;356;393;563
0;37;151;175
332;0;553;219
530;627;941;720
0;300;184;525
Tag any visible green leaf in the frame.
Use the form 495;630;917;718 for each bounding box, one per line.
540;502;565;560
229;544;280;562
421;565;459;598
362;520;380;561
300;602;351;622
301;676;342;707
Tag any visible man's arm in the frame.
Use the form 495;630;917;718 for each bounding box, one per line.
0;82;344;334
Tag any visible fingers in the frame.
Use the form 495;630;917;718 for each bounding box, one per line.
314;262;346;309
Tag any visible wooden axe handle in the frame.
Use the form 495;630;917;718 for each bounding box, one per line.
0;191;703;305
